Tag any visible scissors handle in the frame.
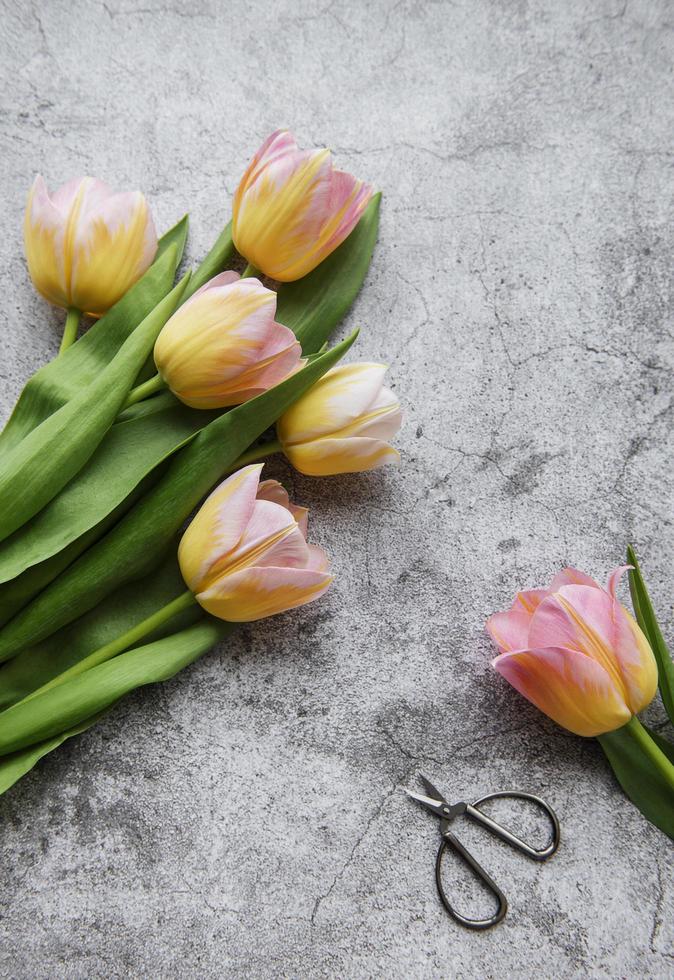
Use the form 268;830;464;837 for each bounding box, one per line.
434;791;560;930
468;791;560;861
435;832;508;930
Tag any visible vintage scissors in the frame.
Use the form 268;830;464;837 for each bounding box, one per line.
405;774;560;930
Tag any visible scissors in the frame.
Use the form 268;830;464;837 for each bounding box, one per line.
405;774;560;930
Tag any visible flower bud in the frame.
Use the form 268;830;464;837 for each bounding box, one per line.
153;273;302;409
232;130;372;281
487;566;658;736
277;362;402;476
178;464;332;621
24;175;157;315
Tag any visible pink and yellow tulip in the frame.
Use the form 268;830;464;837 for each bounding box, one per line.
487;566;658;737
153;272;302;409
24;175;157;316
232;130;373;282
276;362;402;476
178;464;332;621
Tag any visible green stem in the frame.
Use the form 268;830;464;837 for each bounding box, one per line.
229;439;282;471
242;262;261;279
59;307;80;353
20;591;196;704
625;716;674;792
123;372;167;409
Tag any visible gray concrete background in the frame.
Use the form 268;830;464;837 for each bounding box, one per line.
0;0;672;977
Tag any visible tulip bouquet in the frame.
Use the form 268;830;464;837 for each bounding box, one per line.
0;131;402;794
488;551;674;839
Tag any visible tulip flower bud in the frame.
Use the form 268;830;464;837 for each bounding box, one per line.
24;175;157;316
487;566;658;737
232;130;373;282
178;464;332;621
276;362;402;476
153;272;303;409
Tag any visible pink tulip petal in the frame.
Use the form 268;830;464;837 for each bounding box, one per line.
196;564;332;621
549;566;600;592
486;608;532;654
290;505;309;538
184;270;240;306
493;645;632;737
305;543;330;573
606;564;631;598
528;584;657;712
177;464;263;592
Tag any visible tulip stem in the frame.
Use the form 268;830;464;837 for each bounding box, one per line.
59;307;80;353
18;591;197;706
231;439;283;470
242;262;261;279
625;716;674;791
123;372;167;409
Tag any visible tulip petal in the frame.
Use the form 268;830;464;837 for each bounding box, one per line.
486;609;532;654
255;481;309;537
606;564;631;598
196;564;332;621
177;464;263;592
278;363;388;445
493;645;632;737
529;585;658;712
285;436;400;476
224;499;308;573
185;270;240;304
24;175;70;308
549;566;600;591
70;186;158;315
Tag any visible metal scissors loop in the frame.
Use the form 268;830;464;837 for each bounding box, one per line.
406;777;560;930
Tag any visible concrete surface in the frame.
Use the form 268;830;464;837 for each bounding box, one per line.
0;0;673;977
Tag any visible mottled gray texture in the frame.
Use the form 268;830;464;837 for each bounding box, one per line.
0;0;673;977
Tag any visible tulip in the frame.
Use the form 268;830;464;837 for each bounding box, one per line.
178;464;332;620
232;130;373;282
24;176;157;346
276;362;402;476
487;566;658;737
151;272;302;409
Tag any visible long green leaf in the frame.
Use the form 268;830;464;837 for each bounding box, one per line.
0;334;357;662
0;394;218;585
598;721;674;840
276;194;381;352
0;218;188;455
0;553;197;708
627;545;674;726
182;220;234;299
0;711;108;796
0;271;190;543
0;619;232;755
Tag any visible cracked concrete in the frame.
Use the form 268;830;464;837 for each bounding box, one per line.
0;0;673;976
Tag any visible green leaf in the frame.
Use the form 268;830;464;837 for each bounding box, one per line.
0;334;357;663
182;220;235;299
0;394;219;586
0;711;108;796
598;718;674;840
276;193;381;352
0;273;190;544
627;545;674;726
0;619;232;756
0;553;197;708
0;218;188;456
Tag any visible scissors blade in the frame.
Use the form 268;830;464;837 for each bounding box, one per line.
403;775;449;819
419;774;448;805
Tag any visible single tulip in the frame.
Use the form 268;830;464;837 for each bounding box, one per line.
232;130;373;282
276;362;402;476
487;566;658;737
178;464;332;621
153;272;302;409
24;175;157;317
